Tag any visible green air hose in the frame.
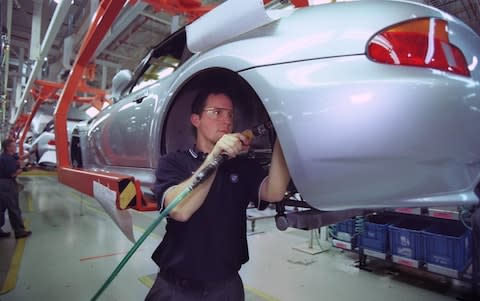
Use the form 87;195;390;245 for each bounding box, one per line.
91;154;226;301
91;123;270;300
91;186;192;301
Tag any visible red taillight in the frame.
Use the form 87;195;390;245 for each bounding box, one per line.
367;18;470;77
48;140;56;146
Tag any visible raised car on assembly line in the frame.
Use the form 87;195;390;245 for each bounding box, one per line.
71;0;480;212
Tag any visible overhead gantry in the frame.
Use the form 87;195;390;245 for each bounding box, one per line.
16;77;110;159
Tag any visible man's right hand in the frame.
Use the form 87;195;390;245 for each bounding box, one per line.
210;133;251;159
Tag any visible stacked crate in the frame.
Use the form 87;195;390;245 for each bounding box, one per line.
333;212;472;279
422;222;472;278
358;214;400;260
388;219;431;268
331;217;361;250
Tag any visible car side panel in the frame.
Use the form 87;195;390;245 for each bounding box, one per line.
240;55;480;210
85;76;175;170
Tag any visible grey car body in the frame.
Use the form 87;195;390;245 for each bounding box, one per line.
72;0;480;211
32;120;79;166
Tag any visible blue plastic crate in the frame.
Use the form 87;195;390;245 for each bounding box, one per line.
422;222;471;271
332;218;358;246
389;219;430;260
360;215;400;252
335;219;356;236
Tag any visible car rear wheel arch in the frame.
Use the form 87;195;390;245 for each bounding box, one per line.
160;68;276;158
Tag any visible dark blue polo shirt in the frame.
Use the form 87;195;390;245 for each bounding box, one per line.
0;152;19;179
152;149;267;282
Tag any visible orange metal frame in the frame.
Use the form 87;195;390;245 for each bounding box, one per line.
140;0;216;21
10;114;29;140
54;0;157;211
138;0;307;22
54;0;308;212
17;79;109;158
17;97;46;157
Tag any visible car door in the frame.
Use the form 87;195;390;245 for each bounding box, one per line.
87;29;190;170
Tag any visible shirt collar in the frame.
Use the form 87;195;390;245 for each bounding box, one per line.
188;145;208;160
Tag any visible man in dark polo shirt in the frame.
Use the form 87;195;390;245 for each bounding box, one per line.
145;88;291;301
0;138;32;239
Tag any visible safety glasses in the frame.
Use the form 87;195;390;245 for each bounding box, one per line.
202;107;234;121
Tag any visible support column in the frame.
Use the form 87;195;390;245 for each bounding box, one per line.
1;0;12;130
12;47;25;118
101;64;107;90
170;15;181;33
10;77;17;118
96;59;121;90
11;0;72;124
30;0;43;61
472;206;480;296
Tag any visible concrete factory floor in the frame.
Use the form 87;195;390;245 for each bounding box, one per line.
0;172;474;301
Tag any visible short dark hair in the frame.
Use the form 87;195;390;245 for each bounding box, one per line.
191;88;234;115
190;88;235;138
1;138;14;152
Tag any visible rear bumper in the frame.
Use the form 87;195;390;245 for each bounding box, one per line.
241;55;480;210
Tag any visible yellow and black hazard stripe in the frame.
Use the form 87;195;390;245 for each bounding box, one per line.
118;179;137;209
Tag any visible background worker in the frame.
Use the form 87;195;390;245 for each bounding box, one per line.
145;88;291;301
0;138;32;239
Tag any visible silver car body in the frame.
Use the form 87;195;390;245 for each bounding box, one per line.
74;0;480;210
33;120;79;166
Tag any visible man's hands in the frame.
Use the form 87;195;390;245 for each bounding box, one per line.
22;162;33;172
16;158;33;172
165;132;252;222
209;132;252;160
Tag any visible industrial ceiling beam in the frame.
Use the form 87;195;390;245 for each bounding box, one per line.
92;2;149;59
95;59;121;69
11;47;24;121
140;10;172;26
30;0;42;61
1;0;12;130
101;50;134;61
10;0;72;125
55;0;128;168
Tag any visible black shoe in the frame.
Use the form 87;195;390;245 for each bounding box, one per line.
0;231;11;238
15;230;32;239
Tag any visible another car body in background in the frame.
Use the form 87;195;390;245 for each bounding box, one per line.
33;120;82;167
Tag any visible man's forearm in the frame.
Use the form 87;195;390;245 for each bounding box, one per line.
164;156;218;221
262;139;291;202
